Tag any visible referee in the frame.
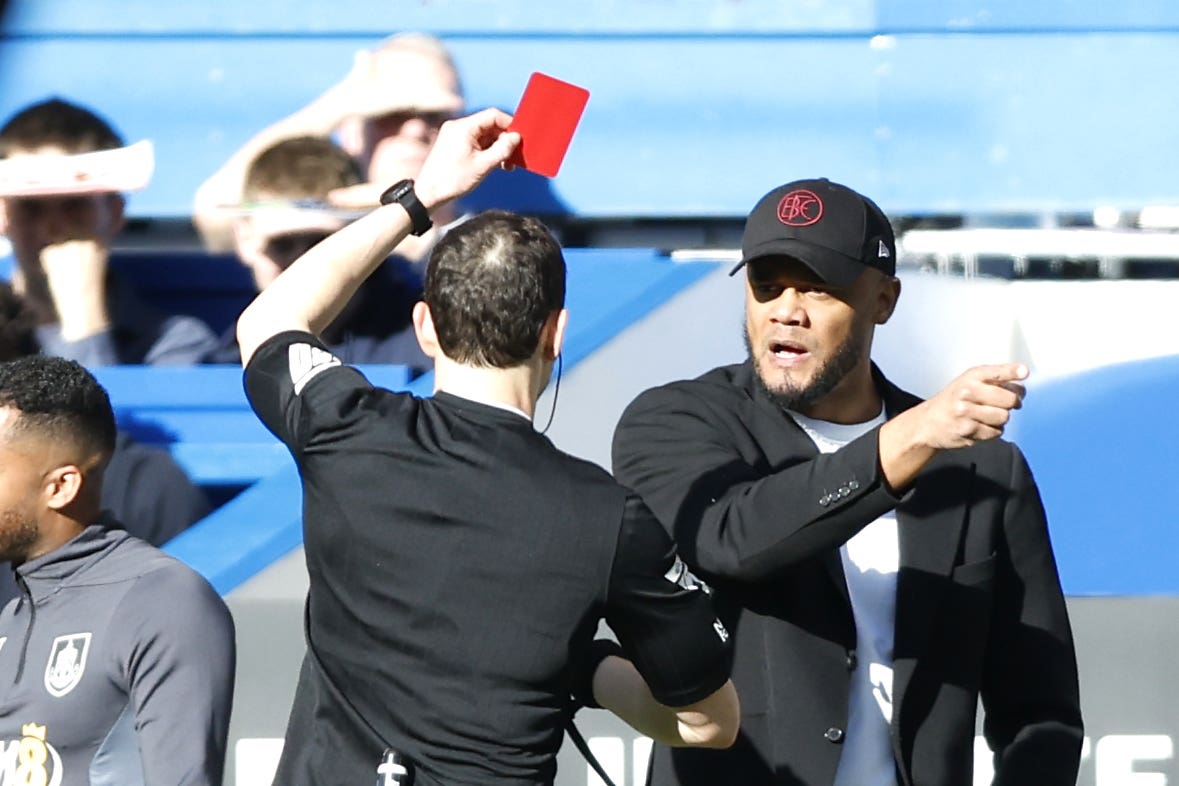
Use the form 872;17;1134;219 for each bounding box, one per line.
237;109;739;786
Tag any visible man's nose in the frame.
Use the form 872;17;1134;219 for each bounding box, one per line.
770;288;808;326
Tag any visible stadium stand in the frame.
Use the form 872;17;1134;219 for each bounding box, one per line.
3;0;1179;229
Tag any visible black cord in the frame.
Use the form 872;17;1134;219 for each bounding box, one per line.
538;353;562;435
565;716;621;786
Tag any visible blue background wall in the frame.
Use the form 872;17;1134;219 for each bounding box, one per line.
3;0;1179;218
1008;354;1179;597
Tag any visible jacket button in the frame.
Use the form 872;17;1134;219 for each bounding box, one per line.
848;480;860;491
818;495;830;506
846;651;857;671
824;727;844;743
838;486;849;497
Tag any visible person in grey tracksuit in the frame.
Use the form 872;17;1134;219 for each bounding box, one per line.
0;356;235;786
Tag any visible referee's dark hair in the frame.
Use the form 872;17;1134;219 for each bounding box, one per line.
0;355;117;467
425;209;566;368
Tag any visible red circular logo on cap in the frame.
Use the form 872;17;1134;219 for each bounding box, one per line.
777;189;823;227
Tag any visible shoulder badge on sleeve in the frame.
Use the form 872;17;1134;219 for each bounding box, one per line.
288;343;342;395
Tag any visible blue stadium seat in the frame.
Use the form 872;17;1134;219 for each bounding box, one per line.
93;364;413;487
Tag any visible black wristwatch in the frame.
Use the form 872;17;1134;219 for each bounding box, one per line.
379;179;433;236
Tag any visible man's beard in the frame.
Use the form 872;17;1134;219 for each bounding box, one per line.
745;326;864;414
0;508;38;564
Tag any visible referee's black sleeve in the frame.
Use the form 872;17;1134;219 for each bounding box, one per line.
243;330;372;454
604;495;732;707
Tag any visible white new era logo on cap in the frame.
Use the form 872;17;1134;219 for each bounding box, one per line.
878;240;891;259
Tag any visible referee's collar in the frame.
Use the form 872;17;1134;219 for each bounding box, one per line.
438;390;532;423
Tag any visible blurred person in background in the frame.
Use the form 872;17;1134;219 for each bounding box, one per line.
203;135;428;371
194;32;465;267
0;280;211;605
0;97;219;366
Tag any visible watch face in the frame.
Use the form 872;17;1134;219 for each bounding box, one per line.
378;179;432;236
380;179;414;205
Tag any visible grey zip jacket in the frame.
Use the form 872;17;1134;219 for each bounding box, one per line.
0;523;235;785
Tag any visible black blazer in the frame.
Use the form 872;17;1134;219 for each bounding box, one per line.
612;362;1082;786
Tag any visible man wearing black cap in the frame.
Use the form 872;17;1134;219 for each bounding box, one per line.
612;178;1082;786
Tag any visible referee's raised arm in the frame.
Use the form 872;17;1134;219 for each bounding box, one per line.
235;108;520;366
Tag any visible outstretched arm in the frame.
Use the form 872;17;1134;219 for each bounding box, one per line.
613;364;1029;582
235;109;519;365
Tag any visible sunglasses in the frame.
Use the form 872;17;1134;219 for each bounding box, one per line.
368;110;454;132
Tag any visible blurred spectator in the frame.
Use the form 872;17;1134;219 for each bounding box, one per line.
203;135;428;370
0;280;212;605
0;97;219;365
194;32;465;266
233;137;362;293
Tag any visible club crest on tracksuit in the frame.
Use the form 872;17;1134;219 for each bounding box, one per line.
44;633;91;697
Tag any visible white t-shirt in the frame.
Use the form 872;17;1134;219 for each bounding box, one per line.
789;407;899;786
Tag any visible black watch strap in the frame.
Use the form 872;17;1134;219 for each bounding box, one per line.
379;179;433;236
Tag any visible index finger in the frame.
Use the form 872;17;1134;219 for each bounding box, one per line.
465;107;515;136
440;108;515;152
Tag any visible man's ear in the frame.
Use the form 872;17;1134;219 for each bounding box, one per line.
546;309;569;361
875;276;901;325
412;301;440;358
44;464;84;511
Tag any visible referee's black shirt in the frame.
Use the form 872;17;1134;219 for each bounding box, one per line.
246;331;731;786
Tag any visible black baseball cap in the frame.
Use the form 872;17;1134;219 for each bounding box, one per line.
731;178;896;287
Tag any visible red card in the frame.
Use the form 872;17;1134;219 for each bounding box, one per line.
506;72;590;178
